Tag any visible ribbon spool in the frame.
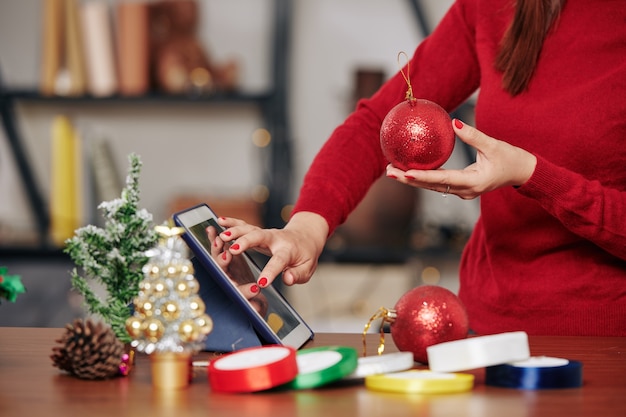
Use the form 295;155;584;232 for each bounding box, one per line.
345;351;415;380
485;356;583;389
287;346;358;390
208;345;298;393
366;370;474;394
427;331;530;373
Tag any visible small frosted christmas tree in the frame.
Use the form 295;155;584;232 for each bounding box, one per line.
125;225;212;353
65;153;158;343
125;225;212;389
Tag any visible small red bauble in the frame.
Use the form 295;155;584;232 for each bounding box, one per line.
380;99;455;171
390;285;469;364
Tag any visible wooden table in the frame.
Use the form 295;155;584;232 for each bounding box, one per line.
1;327;625;416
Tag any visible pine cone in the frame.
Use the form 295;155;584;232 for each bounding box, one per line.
51;318;125;380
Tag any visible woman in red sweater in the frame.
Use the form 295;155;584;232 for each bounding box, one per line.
217;0;626;336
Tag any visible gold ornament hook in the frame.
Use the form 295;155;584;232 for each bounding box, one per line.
362;306;397;357
397;51;414;101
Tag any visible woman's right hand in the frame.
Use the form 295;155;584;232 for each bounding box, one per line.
206;224;268;315
217;211;329;288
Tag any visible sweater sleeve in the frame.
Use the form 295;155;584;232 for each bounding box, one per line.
292;0;481;235
518;155;626;261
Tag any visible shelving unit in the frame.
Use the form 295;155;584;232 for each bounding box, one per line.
0;0;293;254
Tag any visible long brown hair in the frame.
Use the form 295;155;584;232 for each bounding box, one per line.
496;0;565;95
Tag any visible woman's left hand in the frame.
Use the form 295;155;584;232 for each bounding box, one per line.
386;119;537;199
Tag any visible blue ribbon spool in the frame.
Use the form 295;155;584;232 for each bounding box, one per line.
486;356;583;389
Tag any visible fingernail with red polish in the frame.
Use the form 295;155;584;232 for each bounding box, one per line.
250;284;259;294
230;243;240;251
223;231;232;237
258;277;268;287
454;119;464;129
405;174;415;180
387;174;398;179
221;252;227;261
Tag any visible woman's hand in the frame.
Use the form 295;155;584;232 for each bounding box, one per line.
206;224;268;315
217;212;329;288
386;119;537;199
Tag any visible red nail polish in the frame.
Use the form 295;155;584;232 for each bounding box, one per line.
250;284;259;294
230;243;240;251
221;252;227;261
454;119;463;129
405;174;415;180
223;231;232;237
388;174;398;179
258;277;268;287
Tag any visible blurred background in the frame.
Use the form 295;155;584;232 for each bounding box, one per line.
0;0;478;332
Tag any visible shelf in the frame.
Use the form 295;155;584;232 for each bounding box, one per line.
0;0;293;253
0;246;68;260
0;89;274;105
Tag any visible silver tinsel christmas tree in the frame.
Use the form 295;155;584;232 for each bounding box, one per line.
125;225;213;355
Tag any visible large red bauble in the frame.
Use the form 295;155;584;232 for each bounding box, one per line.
380;99;455;171
390;285;469;364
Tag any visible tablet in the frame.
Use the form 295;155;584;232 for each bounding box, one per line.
173;203;314;350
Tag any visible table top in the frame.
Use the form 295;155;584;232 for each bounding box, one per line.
1;327;625;417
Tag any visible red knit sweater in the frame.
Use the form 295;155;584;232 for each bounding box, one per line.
292;0;626;336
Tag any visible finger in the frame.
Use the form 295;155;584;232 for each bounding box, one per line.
207;226;225;258
238;282;261;300
282;267;314;286
221;225;258;243
257;252;292;288
452;118;493;151
216;248;231;269
217;216;250;229
227;229;273;258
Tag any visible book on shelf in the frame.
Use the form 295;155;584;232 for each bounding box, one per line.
63;0;87;96
90;137;123;206
39;0;88;96
49;115;82;247
116;1;150;96
40;0;63;96
80;1;118;97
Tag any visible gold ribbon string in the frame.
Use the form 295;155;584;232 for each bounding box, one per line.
362;307;397;357
397;51;414;101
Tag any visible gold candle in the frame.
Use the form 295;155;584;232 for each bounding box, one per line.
150;352;192;389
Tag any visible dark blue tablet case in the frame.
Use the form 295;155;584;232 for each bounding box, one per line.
192;257;264;352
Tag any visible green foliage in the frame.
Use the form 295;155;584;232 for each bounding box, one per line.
64;154;158;343
0;266;26;304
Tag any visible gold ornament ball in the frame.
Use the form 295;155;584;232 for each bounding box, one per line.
195;314;213;335
125;316;144;338
188;296;206;317
175;280;191;298
152;279;169;298
178;319;200;343
143;318;165;342
146;264;160;278
136;300;154;317
161;300;181;321
186;278;199;294
166;265;179;277
139;280;153;294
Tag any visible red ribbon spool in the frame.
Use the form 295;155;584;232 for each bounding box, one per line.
208;345;298;393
